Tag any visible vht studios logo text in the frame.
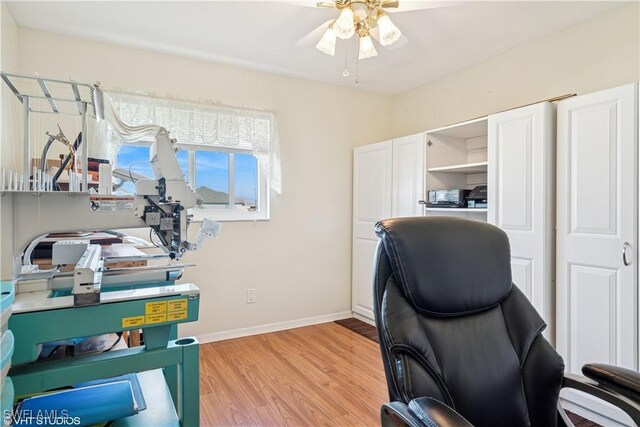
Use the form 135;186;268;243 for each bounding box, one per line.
4;410;81;426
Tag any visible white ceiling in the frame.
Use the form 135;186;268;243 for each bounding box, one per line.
7;1;625;94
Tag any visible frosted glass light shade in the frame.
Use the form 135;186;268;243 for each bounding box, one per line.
358;35;378;59
316;26;337;56
377;14;401;46
334;7;355;39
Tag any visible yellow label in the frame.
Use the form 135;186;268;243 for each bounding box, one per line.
145;301;167;315
122;316;145;328
168;299;188;312
146;313;167;324
167;310;188;321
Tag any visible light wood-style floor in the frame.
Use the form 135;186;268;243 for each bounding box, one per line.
199;322;388;426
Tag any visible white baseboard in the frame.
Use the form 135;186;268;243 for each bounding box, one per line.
197;310;352;344
561;396;632;427
352;312;376;326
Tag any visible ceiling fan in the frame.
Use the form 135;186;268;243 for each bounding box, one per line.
296;1;455;61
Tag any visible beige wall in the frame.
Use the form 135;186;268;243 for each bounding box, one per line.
391;3;640;136
13;28;392;338
0;2;20;279
1;1;20;170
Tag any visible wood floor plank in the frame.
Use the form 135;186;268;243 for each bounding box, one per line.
267;333;386;423
200;322;388;426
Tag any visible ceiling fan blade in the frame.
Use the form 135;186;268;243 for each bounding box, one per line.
370;27;409;50
380;0;399;8
294;19;334;48
274;0;335;7
275;0;323;7
385;1;461;13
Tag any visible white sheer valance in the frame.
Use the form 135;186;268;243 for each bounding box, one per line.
101;91;281;194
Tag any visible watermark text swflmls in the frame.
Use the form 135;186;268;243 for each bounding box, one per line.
4;409;81;426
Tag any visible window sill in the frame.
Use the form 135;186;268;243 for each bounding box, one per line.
189;209;270;223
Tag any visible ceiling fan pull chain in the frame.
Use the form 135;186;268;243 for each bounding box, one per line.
343;46;350;77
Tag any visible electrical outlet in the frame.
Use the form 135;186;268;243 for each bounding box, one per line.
247;288;256;304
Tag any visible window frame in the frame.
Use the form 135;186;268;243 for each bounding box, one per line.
180;143;270;222
116;142;270;222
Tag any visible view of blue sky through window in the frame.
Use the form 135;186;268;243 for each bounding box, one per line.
116;145;257;206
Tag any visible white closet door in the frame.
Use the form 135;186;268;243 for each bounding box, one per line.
488;102;556;336
353;141;393;320
392;133;426;217
557;84;638;425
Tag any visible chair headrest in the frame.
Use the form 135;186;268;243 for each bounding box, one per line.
375;217;512;316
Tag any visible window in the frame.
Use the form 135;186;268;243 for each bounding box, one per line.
116;145;267;221
108;91;279;221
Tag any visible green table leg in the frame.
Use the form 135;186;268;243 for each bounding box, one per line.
177;338;200;427
164;325;179;410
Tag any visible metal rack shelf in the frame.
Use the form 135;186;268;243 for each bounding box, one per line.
1;72;97;193
1;72;96;117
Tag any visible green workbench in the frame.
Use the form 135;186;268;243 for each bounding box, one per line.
8;286;201;426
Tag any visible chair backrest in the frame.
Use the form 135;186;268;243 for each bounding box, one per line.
373;217;565;427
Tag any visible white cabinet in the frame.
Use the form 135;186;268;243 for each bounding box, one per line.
352;134;425;320
392;133;426;217
488;102;556;339
353;141;393;320
556;83;638;426
351;83;640;423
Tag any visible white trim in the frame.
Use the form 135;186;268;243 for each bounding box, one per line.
228;152;236;207
352;312;376;326
190;205;269;222
196;311;352;343
560;398;631;427
177;142;252;155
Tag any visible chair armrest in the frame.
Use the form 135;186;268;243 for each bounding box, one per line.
582;363;640;401
562;373;640;426
381;397;473;427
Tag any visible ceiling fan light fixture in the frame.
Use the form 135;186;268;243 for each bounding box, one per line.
358;34;378;60
334;7;355;39
316;25;337;56
376;13;401;46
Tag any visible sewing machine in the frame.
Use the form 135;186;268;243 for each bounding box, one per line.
0;72;218;426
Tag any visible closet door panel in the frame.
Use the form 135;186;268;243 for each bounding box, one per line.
493;116;533;230
354;142;393;239
488;102;555;332
557;83;637;426
392;133;426;218
511;257;534;302
569;103;619;234
557;83;638;373
353;141;393;320
569;265;622;369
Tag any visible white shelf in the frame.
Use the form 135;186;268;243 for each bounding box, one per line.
428;161;488;174
426;116;488;139
426;208;487;212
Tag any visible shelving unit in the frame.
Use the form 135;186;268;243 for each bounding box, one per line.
424;117;489;221
427;161;488;174
0;72;95;193
426;207;487;212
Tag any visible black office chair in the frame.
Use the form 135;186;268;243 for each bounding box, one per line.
373;217;640;427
